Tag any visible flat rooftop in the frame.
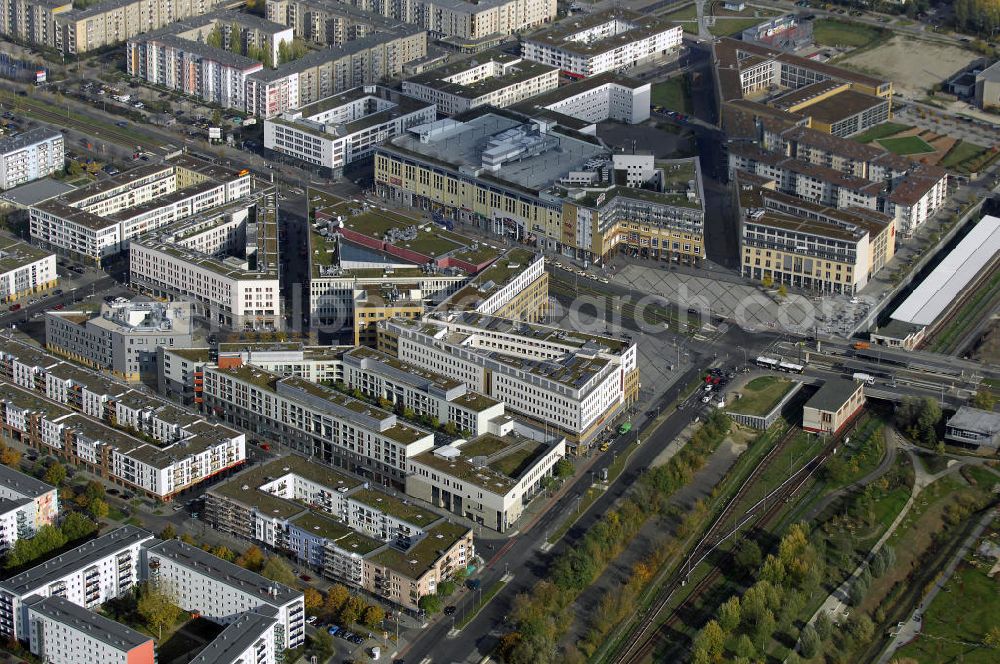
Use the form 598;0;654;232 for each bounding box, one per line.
525;9;677;57
189;606;278;664
383;111;607;196
26;595;152;651
0;178;75;207
0;234;53;274
349;488;436;526
444;248;540;310
799;89;888;125
368;520;469;579
406;51;557;99
145;539;301;606
0;526;153;597
804;378;861;412
411;434;555;493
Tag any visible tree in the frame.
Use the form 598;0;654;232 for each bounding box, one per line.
206;25;223;49
84;481;105;504
985;625;1000;648
180;533;196;545
847;613;875;645
437;580;456;597
777;284;788;298
160;524;177;540
498;632;522;662
137;582;180;639
324;584;349;619
61;512;97;541
312;630;334;658
0;446;21;467
734;633;756;659
815;611;833;640
418;594;442;615
762;274;774;288
211;546;236;562
44;462;66;487
553;459;574;478
88;498;109;520
339;595;365;626
800;623;822;658
237;545;265;571
304;588;323;613
735;540;762;574
719;595;741;632
693;620;726;660
228;23;243;55
261;556;298;587
361;604;384;628
972;390;995;410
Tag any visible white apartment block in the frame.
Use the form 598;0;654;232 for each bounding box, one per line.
129;192;282;331
521;9;682;77
201;362;436;488
25;595;155;664
407;433;565;532
126;34;264;111
401;52;558;115
45;299;195;383
343;346;508;438
380;312;638;446
188;607;281;664
29;157;252;265
0;129;63;190
0;236;57;303
143;539;305;650
264;86;436;173
0;465;58;553
515;72;652;126
0;526;154;641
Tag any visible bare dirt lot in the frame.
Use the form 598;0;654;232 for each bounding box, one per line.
839;35;980;97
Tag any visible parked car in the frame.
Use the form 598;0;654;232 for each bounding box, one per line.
444;606;457;616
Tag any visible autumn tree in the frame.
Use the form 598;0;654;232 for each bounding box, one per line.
211;546;236;562
361;604;384;628
303;588;323;613
160;524;177;540
324;584;350;619
339;595;365;626
88;498;109;520
236;545;265;571
0;445;21;467
43;462;66;487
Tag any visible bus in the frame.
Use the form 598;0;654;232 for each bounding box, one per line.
756;356;779;369
778;361;805;374
853;372;876;385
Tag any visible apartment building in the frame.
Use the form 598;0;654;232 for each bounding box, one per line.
402;52;558;115
188;606;282;664
204;455;475;607
201;361;436;488
0;465;57;553
0;129;63;191
29;156;252;266
299;0;555;49
407;433;565;532
0;526;154;641
246;29;428;118
143;539;305;650
264;86;436;174
374;112;705;263
129;190;282;331
737;173;896;294
378;312;639;448
522;10;682;77
54;0;228;54
437;247;549;321
0;0;72;49
0;235;57;303
511;71;652;128
45;299;195;383
0;337;247;500
266;0;409;46
25;595;155;664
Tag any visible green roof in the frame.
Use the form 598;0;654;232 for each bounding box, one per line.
369;520;469;578
350;488;436;525
0;235;53;273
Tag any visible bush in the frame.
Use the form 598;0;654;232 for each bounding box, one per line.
419;594;442;615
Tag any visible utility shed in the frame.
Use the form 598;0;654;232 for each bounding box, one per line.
802;378;865;435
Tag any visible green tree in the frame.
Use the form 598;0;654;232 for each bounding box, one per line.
229;23;243;55
972;390;995;410
719;595;741;632
437;580;456;597
735;540;762;574
815;610;833;640
88;498;109;520
211;108;223;128
985;625;1000;648
84;481;105;504
44;462;66;487
137;582;180;639
800;623;822;658
847;613;875;645
61;512;97;541
206;25;223;49
777;284;788;298
553;459;574;478
160;524;177;540
261;556;298;587
734;633;756;659
312;630;334;658
339;595;365;626
762;274;774;288
418;594;442;615
361;604;384;628
693;620;726;660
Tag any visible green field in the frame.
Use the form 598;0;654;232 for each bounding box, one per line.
894;564;1000;664
651;77;691;113
853;122;911;144
661;3;697;21
727;376;795;416
708;17;770;36
939;140;988;170
812;19;885;49
878;135;936;155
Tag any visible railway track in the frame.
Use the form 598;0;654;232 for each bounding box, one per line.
612;422;845;664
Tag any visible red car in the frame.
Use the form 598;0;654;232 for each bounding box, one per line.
8;303;20;312
53;303;64;310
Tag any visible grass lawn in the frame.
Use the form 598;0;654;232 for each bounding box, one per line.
813;19;884;49
651;77;691;113
853;121;910;143
727;376;795;416
878;135;936;155
661;3;697;21
708;17;771;36
894;564;1000;664
939;140;988;170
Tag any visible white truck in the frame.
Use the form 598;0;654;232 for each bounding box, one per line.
852;372;875;386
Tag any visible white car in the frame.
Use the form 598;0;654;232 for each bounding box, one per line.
701;395;711;403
